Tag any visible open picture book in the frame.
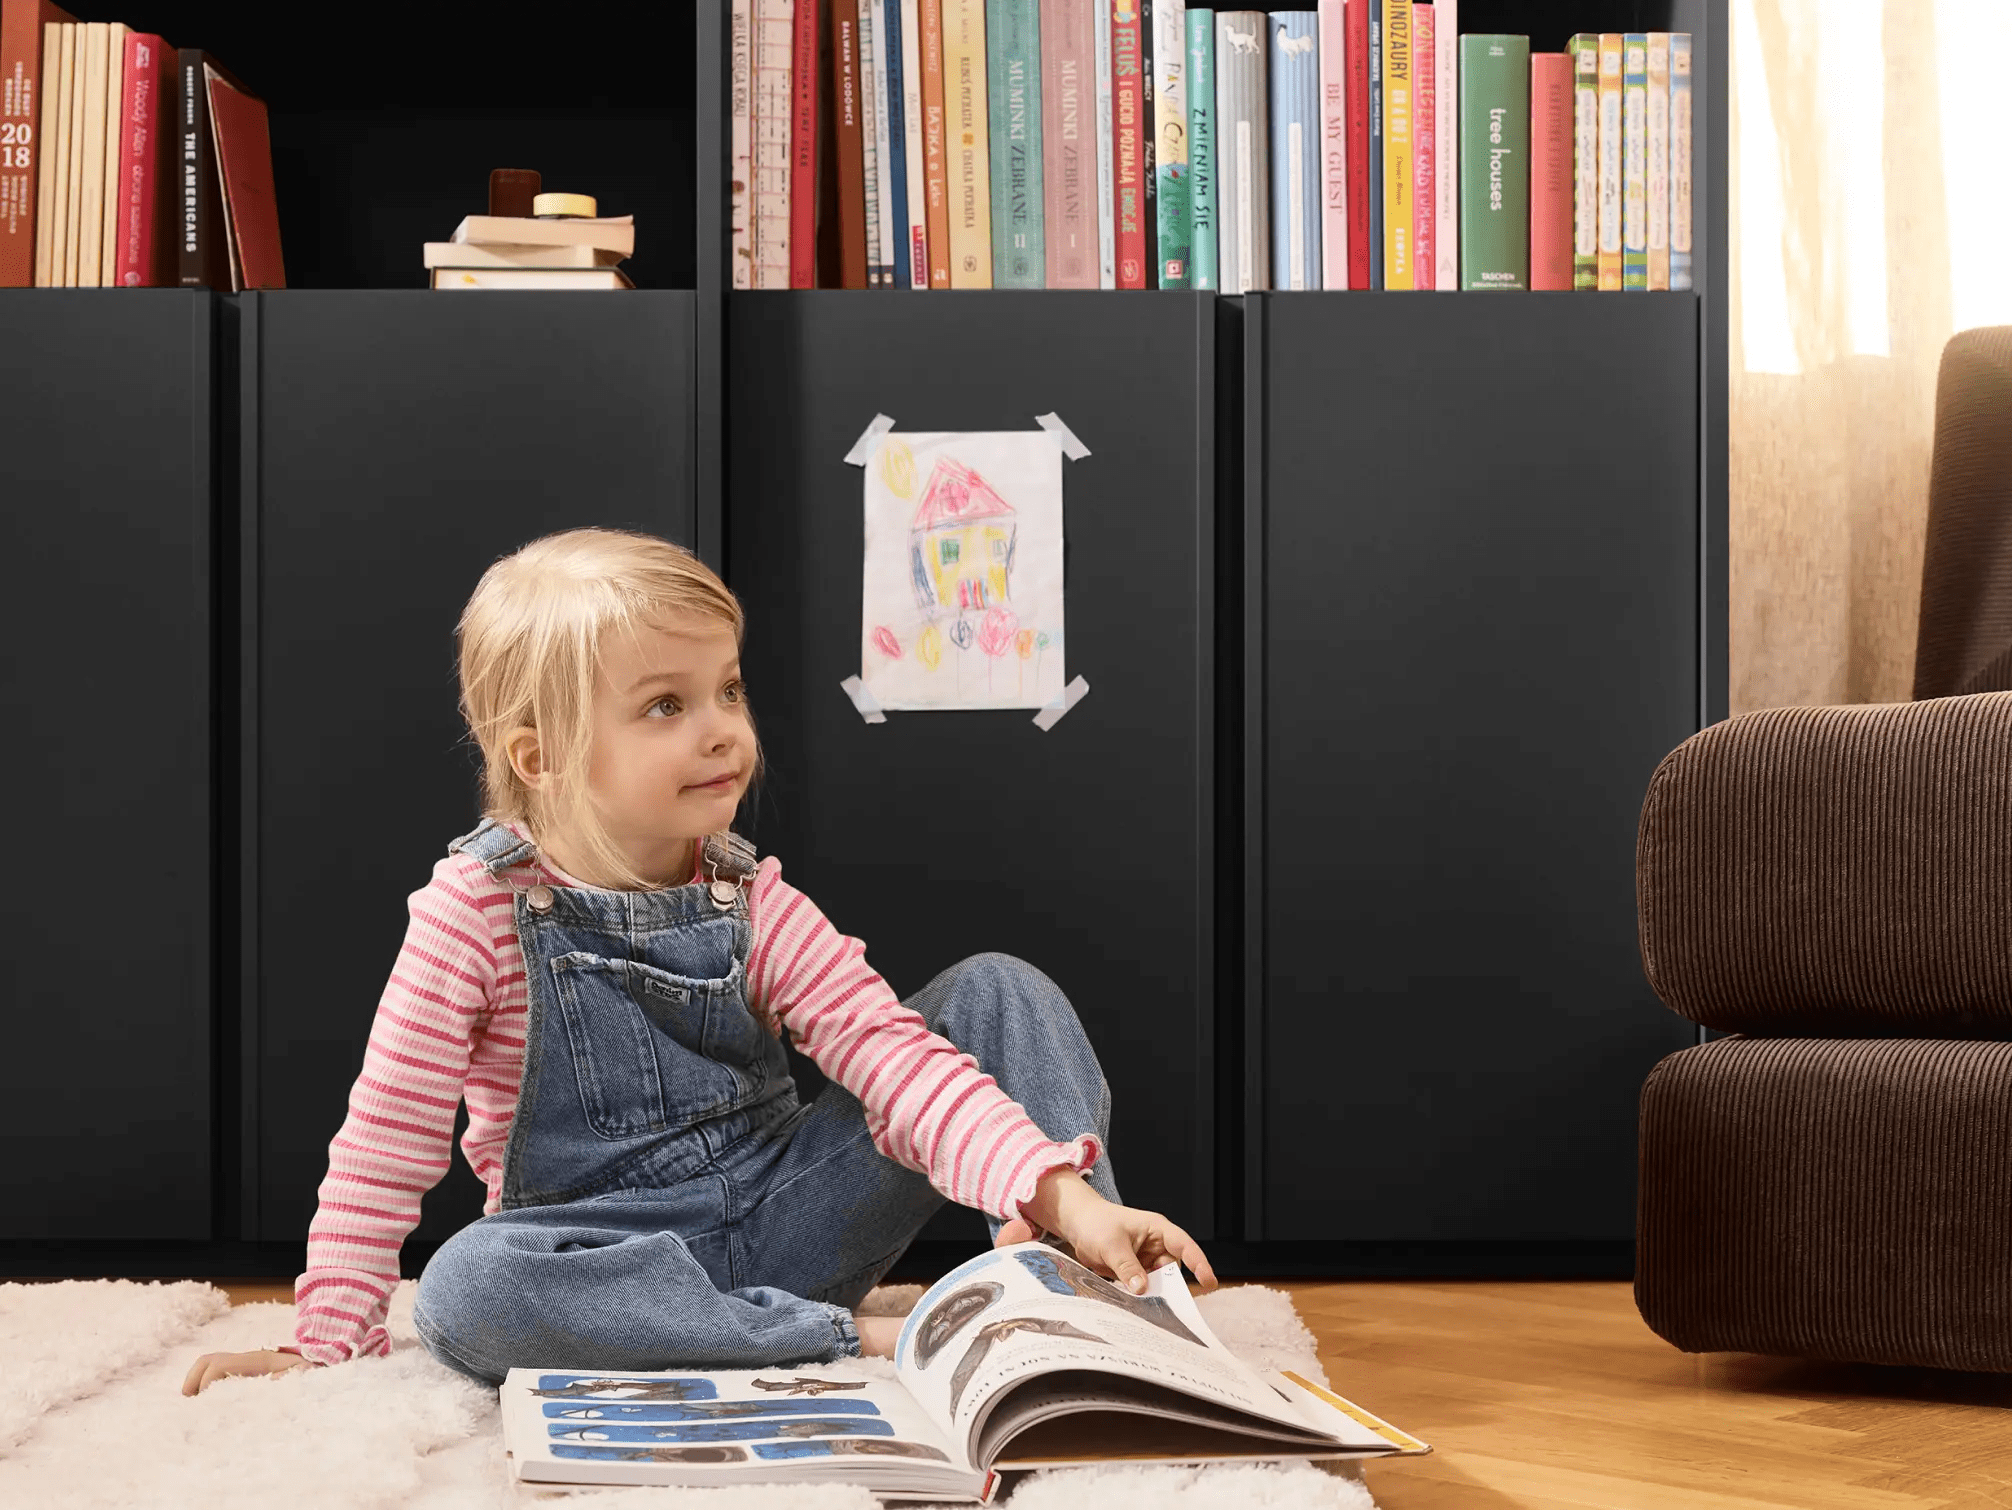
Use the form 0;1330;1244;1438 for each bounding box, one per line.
500;1241;1429;1502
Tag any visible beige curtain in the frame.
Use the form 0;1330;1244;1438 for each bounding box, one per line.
1729;0;2008;712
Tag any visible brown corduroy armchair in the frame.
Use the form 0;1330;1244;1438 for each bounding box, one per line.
1913;325;2012;699
1632;693;2012;1372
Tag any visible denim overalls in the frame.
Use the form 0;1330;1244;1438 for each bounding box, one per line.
411;816;1119;1386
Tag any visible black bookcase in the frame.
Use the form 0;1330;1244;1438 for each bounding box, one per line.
236;292;699;1246
0;291;217;1241
727;292;1222;1241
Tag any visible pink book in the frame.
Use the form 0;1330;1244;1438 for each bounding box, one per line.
113;31;169;286
1318;0;1347;288
1040;0;1097;286
1412;5;1434;289
1530;50;1574;289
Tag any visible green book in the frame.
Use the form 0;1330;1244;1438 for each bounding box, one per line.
1458;33;1529;290
1622;32;1647;290
1186;8;1217;289
988;0;1046;286
1569;33;1599;290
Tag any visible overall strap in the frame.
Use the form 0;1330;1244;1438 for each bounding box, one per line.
445;816;541;878
702;830;760;885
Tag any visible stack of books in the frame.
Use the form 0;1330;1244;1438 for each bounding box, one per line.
729;1;1693;293
0;1;280;289
425;202;636;290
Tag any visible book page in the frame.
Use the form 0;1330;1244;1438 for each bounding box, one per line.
499;1364;978;1492
894;1243;1331;1453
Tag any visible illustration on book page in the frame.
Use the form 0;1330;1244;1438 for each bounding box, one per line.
861;430;1067;711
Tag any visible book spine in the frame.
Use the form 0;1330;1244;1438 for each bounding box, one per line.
1529;51;1571;290
1111;0;1145;287
1091;0;1115;286
1412;4;1432;291
1646;31;1669;290
871;0;900;284
1042;0;1095;286
1317;0;1345;290
94;23;125;285
1457;33;1527;290
1380;0;1411;288
75;21;103;287
1215;11;1267;292
943;0;994;286
754;0;794;289
858;0;884;286
0;0;60;287
730;0;754;288
1154;0;1189;287
1622;33;1645;290
1367;0;1381;287
1568;33;1597;290
1596;33;1620;290
1268;11;1317;290
65;21;84;285
1186;7;1216;289
831;6;870;288
921;0;953;286
113;31;165;286
1139;0;1157;286
988;0;1044;286
1670;33;1692;291
900;0;929;286
1433;0;1456;288
1346;0;1368;287
791;0;820;287
47;23;72;284
31;21;60;284
883;0;910;286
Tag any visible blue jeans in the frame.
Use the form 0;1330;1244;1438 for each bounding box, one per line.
412;953;1117;1386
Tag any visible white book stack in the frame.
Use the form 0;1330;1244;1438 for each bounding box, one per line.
429;210;636;290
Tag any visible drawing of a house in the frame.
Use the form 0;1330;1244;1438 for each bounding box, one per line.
909;458;1017;613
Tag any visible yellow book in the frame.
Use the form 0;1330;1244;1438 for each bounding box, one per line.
54;22;76;284
98;21;126;285
1382;0;1413;288
32;22;62;285
1596;32;1622;290
75;20;106;288
941;0;993;287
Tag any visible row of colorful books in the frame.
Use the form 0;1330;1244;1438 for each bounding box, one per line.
0;1;282;289
729;1;1694;293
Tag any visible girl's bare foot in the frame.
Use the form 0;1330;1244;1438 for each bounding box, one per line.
854;1314;904;1358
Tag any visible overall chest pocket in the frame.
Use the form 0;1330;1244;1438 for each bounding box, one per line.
548;953;768;1141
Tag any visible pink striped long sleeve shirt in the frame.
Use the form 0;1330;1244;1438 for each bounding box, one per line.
292;823;1100;1364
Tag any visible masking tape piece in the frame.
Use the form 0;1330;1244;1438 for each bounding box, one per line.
844;413;899;466
840;675;888;724
1032;675;1091;731
1034;412;1091;460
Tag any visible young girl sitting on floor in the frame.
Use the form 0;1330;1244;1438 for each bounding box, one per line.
183;526;1213;1395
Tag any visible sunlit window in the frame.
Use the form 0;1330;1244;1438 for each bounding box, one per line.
1940;0;2012;334
1734;0;1798;373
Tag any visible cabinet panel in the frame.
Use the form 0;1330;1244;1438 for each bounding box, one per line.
248;291;698;1243
0;292;215;1239
1255;293;1701;1243
728;292;1217;1240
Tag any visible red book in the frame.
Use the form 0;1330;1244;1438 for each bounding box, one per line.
0;0;75;286
920;0;951;287
1345;0;1370;288
788;0;818;287
113;31;169;286
1111;0;1144;288
206;65;283;288
1412;4;1434;289
1529;50;1573;290
828;2;868;289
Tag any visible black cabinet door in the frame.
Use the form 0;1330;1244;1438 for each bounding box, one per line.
728;292;1219;1240
0;292;215;1239
245;291;698;1245
1251;292;1701;1244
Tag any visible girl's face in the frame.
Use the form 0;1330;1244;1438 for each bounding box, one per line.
576;615;754;883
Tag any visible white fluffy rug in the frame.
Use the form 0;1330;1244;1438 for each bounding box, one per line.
0;1276;1377;1509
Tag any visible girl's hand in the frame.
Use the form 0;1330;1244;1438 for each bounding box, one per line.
180;1348;315;1396
1008;1167;1219;1296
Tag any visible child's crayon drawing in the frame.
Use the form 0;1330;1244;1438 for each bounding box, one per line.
549;1418;896;1445
861;431;1068;712
751;1438;953;1462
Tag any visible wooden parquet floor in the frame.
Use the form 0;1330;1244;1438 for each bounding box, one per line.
214;1278;2012;1508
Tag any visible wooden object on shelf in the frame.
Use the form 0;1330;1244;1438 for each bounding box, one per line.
486;168;540;217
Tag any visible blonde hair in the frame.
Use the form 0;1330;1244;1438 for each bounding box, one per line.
455;527;753;892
